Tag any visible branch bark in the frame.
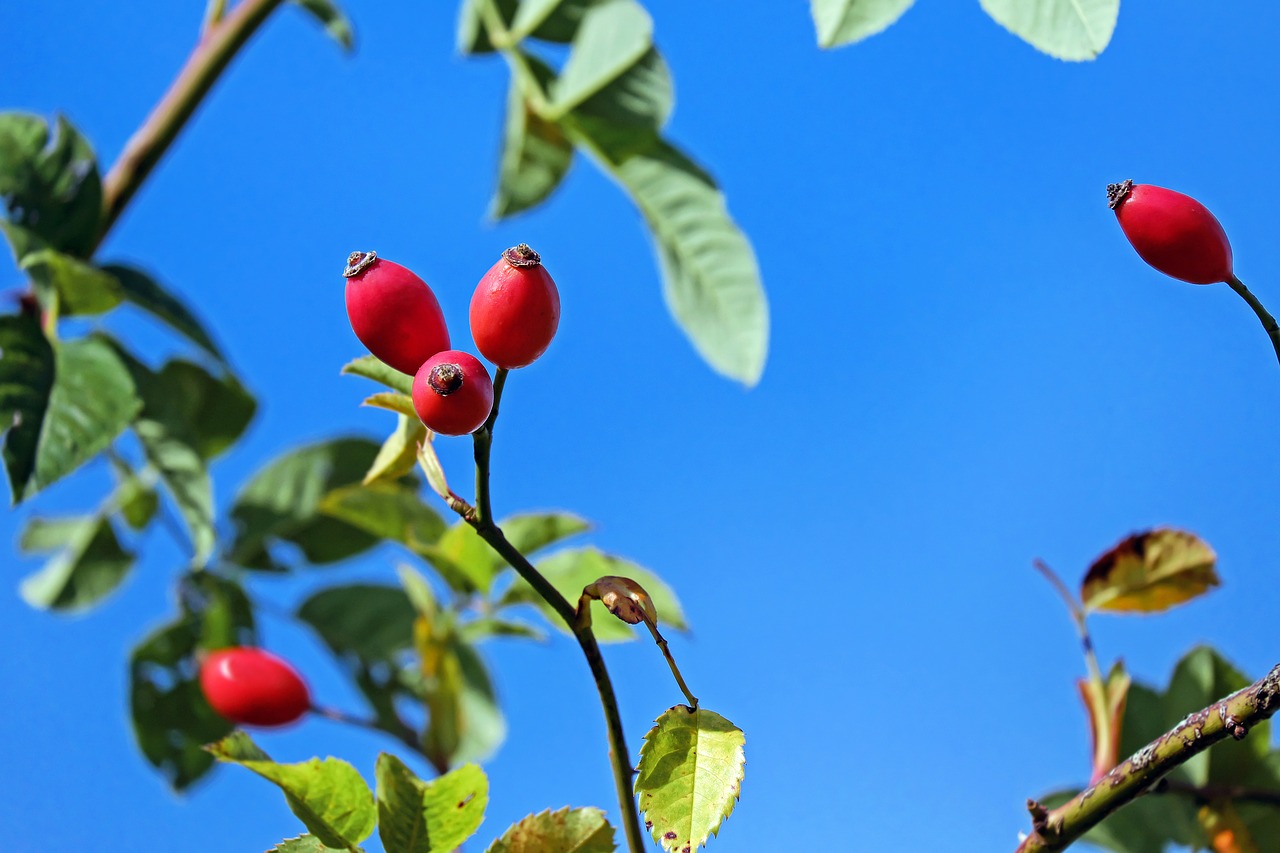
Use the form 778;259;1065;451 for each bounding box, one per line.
1016;663;1280;852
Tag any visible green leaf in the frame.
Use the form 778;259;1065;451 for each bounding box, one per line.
571;132;767;385
208;732;377;849
362;413;425;485
270;837;347;853
570;47;673;156
457;0;517;55
405;632;507;769
319;480;446;547
111;464;159;530
550;0;652;116
297;584;418;662
0;314;54;499
343;354;414;395
486;807;616;853
1163;647;1269;788
226;437;382;570
293;0;355;51
636;706;745;852
493;68;575;218
502;512;590;559
21;249;123;315
376;756;488;853
6;334;141;502
18;514;134;610
364;392;417;418
0;113;102;258
418;520;503;594
504;546;685;642
810;0;914;48
979;0;1118;61
459;617;546;644
1081;528;1219;614
102;263;227;363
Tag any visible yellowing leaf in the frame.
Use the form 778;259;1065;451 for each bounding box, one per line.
1081;528;1219;614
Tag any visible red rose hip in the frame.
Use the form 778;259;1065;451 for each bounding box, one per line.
199;647;311;727
469;244;560;369
344;251;451;374
1107;180;1234;285
412;350;494;435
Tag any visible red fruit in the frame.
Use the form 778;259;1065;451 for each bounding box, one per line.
412;350;494;435
469;244;560;369
1107;180;1234;285
344;251;451;374
199;648;311;728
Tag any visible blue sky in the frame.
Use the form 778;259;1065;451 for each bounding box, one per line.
4;2;1280;850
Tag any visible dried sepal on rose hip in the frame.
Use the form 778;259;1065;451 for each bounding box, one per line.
1107;180;1234;285
344;251;451;375
199;647;311;728
412;350;494;436
469;243;561;369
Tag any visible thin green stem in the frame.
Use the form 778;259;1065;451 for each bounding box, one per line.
97;0;289;244
640;613;698;708
1226;276;1280;367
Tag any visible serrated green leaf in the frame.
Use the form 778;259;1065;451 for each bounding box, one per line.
0;113;102;258
298;584;418;662
18;514;134;610
343;354;414;395
21;249;123;315
320;480;446;547
293;0;355;51
550;0;652;116
979;0;1118;61
0;314;53;503
102;263;227;364
209;732;376;849
270;836;347;853
1081;528;1219;614
487;806;616;853
810;0;914;48
575;136;767;386
7;334;141;502
226;437;381;570
503;546;685;642
637;706;744;852
493;65;575;219
376;755;488;853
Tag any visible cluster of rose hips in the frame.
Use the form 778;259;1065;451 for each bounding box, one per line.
343;243;561;435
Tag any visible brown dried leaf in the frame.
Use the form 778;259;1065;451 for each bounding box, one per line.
1081;528;1219;614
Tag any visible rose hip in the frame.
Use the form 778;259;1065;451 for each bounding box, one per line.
469;244;560;369
199;647;311;728
1107;180;1234;285
412;350;494;436
344;251;451;374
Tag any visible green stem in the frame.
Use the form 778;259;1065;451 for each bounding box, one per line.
97;0;289;244
465;374;645;853
1226;276;1280;367
640;614;698;708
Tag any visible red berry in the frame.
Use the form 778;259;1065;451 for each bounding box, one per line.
199;648;310;727
1107;180;1234;285
469;244;560;369
344;251;451;375
412;350;494;435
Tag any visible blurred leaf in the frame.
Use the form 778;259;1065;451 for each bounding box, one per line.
0;315;53;502
1039;789;1200;853
191;572;257;651
363;392;417;418
810;0;914;48
1082;528;1219;614
320;480;446;547
637;705;744;852
418;520;501;594
297;584;417;662
21;249;122;315
1079;660;1131;783
569;48;672;158
459;617;546;644
407;627;506;769
18;514;134;610
270;837;346;853
504;546;685;642
1163;647;1269;789
456;0;517;55
292;0;354;51
208;732;376;849
111;464;159;530
487;807;616;853
979;0;1118;61
363;413;425;485
343;354;413;395
6;334;141;502
502;511;590;557
0;112;102;258
570;131;767;385
376;755;488;853
399;563;438;616
493;67;574;218
226;437;381;570
102;263;227;364
550;0;652;116
19;515;87;552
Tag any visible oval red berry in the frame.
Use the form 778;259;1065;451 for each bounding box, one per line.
1107;181;1233;285
199;647;311;728
412;350;494;436
469;244;560;369
344;251;451;375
